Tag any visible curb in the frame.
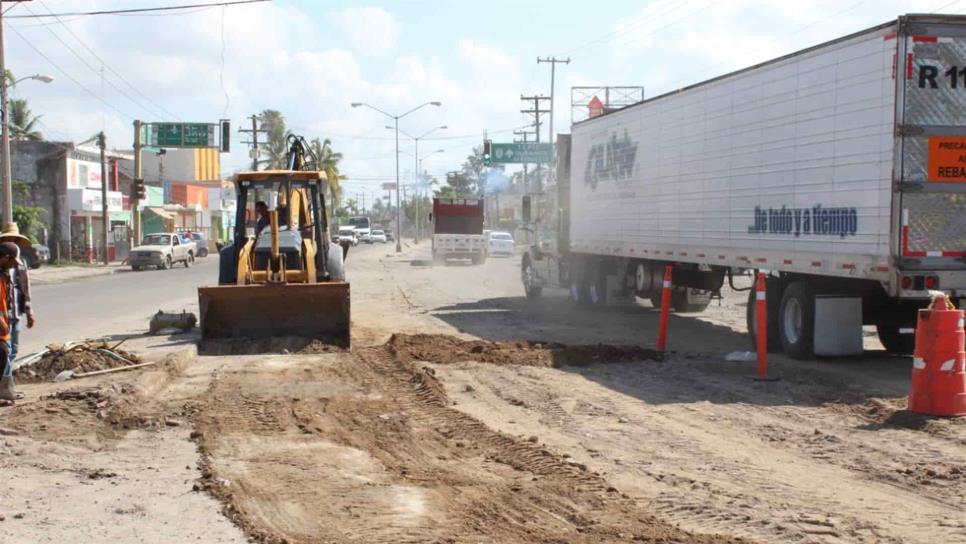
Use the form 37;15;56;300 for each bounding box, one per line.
30;266;118;286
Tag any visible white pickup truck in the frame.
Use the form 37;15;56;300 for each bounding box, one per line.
129;233;197;271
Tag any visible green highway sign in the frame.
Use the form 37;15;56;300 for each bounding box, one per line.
147;122;218;148
490;142;552;164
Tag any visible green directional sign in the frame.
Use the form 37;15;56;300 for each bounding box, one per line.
148;122;218;148
490;142;552;164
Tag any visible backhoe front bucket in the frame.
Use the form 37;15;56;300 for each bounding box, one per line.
198;282;350;348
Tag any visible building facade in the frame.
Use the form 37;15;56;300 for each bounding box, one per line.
12;141;132;261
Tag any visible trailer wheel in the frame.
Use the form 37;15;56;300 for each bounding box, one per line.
876;325;915;355
569;266;590;305
779;282;815;360
589;266;608;306
522;258;542;300
634;262;649;296
746;280;782;352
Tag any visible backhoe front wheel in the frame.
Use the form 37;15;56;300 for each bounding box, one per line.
327;243;346;281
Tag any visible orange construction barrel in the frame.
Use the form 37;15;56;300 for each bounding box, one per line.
909;296;966;417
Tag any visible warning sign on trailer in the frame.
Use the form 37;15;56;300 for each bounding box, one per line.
927;136;966;182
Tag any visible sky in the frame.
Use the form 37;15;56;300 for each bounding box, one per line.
4;0;963;203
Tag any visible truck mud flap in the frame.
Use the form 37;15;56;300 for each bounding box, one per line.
198;283;350;348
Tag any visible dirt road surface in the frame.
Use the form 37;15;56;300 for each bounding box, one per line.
1;243;963;543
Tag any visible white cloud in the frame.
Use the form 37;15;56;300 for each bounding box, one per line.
329;6;400;58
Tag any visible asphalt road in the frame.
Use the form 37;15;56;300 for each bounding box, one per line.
21;242;385;356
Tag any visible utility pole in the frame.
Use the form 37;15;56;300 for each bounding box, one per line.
133;120;143;244
0;5;11;225
98;132;109;265
514;127;536;192
238;114;266;171
520;95;551;191
537;57;570;152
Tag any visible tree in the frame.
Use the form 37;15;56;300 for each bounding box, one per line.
435;184;457;199
9;99;43;141
12;181;45;243
438;171;475;197
310;137;345;210
343;198;359;216
258;109;289;169
460;146;485;195
370;198;389;222
403;194;432;226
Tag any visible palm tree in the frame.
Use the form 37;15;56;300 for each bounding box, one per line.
310;137;346;210
258;109;288;169
9;99;43;141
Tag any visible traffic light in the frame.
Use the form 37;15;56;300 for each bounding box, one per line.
482;140;491;166
220;119;231;153
133;178;146;201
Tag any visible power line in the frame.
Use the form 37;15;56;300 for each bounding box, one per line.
283;126;519;142
555;0;697;57
31;0;180;121
7;0;269;19
18;2;169;121
6;24;136;120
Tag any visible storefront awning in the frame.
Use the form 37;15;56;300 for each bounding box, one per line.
144;207;175;220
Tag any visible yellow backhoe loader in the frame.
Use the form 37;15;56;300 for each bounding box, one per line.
197;136;350;347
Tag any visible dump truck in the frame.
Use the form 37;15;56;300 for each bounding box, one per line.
521;14;966;359
430;197;487;265
198;136;350;347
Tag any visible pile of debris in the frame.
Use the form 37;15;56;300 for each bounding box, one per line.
387;334;663;367
18;341;144;383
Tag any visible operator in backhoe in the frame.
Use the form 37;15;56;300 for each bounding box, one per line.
255;201;270;236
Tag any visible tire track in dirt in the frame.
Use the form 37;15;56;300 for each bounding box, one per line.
430;353;966;544
190;343;746;544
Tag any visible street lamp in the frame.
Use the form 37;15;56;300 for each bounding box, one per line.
390;125;446;243
351;101;441;252
2;73;53;224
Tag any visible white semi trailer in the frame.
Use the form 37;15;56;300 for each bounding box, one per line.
521;14;966;359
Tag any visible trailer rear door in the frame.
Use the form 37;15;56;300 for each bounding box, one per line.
899;18;966;267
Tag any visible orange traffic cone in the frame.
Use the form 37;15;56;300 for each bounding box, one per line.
909;294;966;417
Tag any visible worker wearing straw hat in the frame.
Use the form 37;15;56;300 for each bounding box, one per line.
0;223;35;400
0;242;21;404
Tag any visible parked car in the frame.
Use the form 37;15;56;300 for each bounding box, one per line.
370;230;388;244
336;227;359;246
129;233;196;271
183;232;210;257
487;231;515;257
384;229;395;242
23;244;50;269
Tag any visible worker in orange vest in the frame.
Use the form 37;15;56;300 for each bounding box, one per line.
0;242;23;405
